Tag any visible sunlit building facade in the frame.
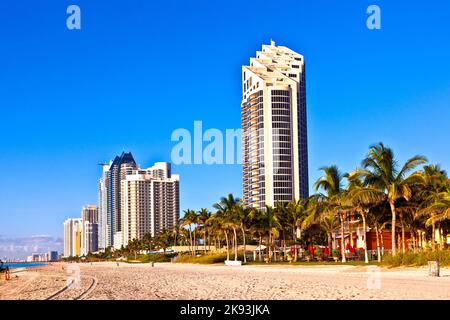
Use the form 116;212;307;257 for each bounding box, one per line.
63;218;83;257
242;41;308;210
119;162;180;247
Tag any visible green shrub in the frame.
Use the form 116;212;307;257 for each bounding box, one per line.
332;249;341;257
175;252;243;264
382;250;450;267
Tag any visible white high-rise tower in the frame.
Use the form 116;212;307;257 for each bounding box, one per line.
242;41;308;209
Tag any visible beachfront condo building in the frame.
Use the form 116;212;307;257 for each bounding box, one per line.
241;41;309;210
98;162;110;250
118;162;180;248
81;205;99;255
109;153;137;247
63;218;83;257
82;221;99;255
98;152;137;249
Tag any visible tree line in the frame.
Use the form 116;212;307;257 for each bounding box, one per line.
101;143;450;264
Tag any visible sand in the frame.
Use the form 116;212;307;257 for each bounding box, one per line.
1;262;450;300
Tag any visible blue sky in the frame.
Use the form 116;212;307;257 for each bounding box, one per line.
0;0;449;257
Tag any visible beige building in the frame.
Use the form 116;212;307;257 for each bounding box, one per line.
118;162;180;248
80;205;99;255
63;218;83;257
242;41;308;209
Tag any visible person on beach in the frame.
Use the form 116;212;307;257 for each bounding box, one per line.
4;266;11;280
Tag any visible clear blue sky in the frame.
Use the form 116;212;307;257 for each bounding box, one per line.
0;0;449;255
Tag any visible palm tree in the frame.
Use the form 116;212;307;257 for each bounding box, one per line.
313;165;348;262
154;230;173;253
345;173;384;263
181;209;198;255
142;233;154;252
208;212;231;260
320;212;340;253
287;199;308;261
128;238;142;260
235;204;251;263
249;208;265;262
214;194;240;261
171;223;180;247
205;213;222;252
418;183;450;244
355;143;427;255
198;208;211;254
275;202;291;261
262;205;281;261
416;165;449;249
366;203;390;261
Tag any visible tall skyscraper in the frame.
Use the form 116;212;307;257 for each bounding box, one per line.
98;162;111;250
63;218;83;257
119;162;180;248
241;41;308;210
107;152;137;247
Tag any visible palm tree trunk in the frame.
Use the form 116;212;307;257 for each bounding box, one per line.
401;214;406;253
349;214;353;248
233;227;238;261
208;233;211;252
333;232;336;249
380;230;385;256
224;231;230;261
193;229;197;254
189;230;193;256
375;225;381;262
258;235;262;262
417;231;421;249
293;226;297;262
294;242;298;262
432;222;436;251
293;226;296;246
204;229;207;254
328;233;332;255
389;200;397;256
419;231;422;250
362;213;369;264
340;213;346;263
273;233;277;262
241;226;247;263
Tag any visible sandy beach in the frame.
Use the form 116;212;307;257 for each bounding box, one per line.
1;262;450;300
